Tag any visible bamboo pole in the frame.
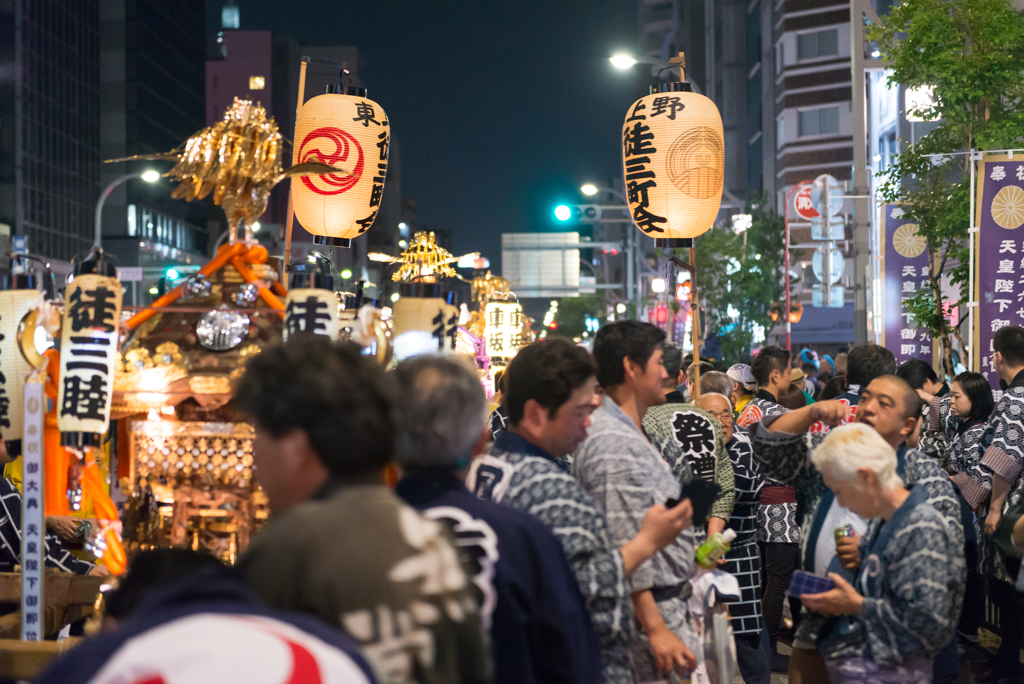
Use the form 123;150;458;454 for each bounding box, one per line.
690;246;700;400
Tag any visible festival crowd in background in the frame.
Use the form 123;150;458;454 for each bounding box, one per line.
22;322;1024;684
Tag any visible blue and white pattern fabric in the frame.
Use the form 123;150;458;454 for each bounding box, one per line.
980;378;1024;513
571;395;700;680
0;477;93;574
738;392;800;544
823;486;965;672
719;426;765;636
467;431;633;684
752;417;964;649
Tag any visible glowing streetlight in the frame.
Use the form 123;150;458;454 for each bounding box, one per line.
651;277;666;293
95;169;162;248
609;54;638;70
580;184;599;196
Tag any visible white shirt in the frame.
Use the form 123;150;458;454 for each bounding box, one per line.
813;497;869;576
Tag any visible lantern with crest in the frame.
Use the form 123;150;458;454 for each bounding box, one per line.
291;74;390;248
621;53;724;247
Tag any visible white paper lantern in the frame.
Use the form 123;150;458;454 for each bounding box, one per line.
621;82;724;242
292;86;389;246
57;274;122;436
0;289;43;441
283;289;340;341
391;297;459;355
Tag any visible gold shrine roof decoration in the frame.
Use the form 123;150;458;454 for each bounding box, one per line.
105;98;344;241
471;271;512;302
369;231;479;283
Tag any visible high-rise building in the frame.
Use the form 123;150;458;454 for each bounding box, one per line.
0;0;101;267
640;0;757;212
99;0;209;291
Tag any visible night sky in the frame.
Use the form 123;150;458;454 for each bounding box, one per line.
217;1;642;264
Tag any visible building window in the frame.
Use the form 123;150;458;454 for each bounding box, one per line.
775;43;783;74
249;76;265;90
798;106;840;137
797;28;839;61
777;114;785;149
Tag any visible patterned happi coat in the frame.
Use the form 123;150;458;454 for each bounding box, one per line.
919;394;997;574
643;401;735;536
466;431;633;684
573;396;699;683
979;374;1024;513
738;391;799;544
719;426;766;636
823;486;966;670
752;417;964;647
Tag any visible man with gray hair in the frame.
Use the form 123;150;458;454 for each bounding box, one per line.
699;370;735;401
393;355;601;684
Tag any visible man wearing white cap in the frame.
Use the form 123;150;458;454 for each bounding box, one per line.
727;363;756;417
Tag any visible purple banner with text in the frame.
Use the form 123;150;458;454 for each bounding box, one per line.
884;204;932;366
978;158;1024;389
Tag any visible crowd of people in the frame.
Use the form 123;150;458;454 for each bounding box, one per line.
24;323;1024;684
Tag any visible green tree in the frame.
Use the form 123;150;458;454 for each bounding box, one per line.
674;196;786;364
870;0;1024;376
552;294;605;339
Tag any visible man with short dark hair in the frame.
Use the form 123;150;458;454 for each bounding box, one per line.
37;549;380;684
753;374;963;683
467;337;693;684
737;346;791;429
236;339;491;684
806;343;897;432
394;356;600;684
735;346;800;672
661;343;686;403
976;325;1024;681
896;358;948;398
574;321;701;682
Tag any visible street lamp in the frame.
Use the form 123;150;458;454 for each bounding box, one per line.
580;184;599;196
608;53;699;93
95;170;162;248
609;54;638;70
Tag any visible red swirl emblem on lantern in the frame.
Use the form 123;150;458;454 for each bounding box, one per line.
298;127;364;196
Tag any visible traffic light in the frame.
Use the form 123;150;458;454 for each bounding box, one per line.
553;204;603;223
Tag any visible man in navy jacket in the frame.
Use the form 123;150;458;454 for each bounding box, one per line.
394;355;601;684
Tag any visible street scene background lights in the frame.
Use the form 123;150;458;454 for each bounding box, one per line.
554;205;572;221
609;54;638;69
542;300;558;328
580;184;599;196
651;278;666;294
141;170;161;183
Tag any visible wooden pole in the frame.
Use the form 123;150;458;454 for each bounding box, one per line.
690;246;700;400
282;58;308;279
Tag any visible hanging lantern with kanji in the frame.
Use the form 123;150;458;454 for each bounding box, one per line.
291;76;389;248
283;256;340;341
621;53;724;247
57;260;122;441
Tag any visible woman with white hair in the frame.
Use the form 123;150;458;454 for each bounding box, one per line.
801;423;966;684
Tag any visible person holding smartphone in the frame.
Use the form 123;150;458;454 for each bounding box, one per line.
574;321;701;683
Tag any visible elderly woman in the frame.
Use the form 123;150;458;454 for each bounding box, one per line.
801;423;965;684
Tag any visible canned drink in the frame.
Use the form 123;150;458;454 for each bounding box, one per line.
835;524;855;542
